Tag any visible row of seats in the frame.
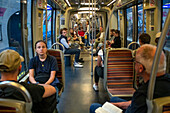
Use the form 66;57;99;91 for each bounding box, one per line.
103;48;170;113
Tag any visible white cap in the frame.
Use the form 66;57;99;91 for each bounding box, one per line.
156;32;161;38
74;24;78;27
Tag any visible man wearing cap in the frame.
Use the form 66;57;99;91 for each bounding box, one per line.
93;43;104;91
0;49;57;113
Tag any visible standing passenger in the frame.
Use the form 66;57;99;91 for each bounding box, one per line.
0;49;57;113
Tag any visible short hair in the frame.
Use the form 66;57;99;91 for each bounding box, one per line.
60;28;68;34
136;44;166;74
115;30;120;36
110;29;115;32
139;33;151;44
35;40;47;49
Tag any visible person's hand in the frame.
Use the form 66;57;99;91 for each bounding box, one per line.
68;37;71;41
111;101;131;109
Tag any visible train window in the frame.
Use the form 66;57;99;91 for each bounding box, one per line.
126;7;133;45
138;4;143;37
43;4;53;48
0;0;26;79
53;10;56;43
27;0;33;59
117;10;121;30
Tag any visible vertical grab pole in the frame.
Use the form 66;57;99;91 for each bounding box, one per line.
146;10;170;113
103;1;118;55
91;0;94;77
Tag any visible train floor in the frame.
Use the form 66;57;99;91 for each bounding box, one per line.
57;51;110;113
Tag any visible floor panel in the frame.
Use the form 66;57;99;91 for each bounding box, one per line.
58;52;109;113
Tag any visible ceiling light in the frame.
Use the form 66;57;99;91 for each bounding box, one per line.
80;3;97;5
66;0;71;7
78;7;99;11
78;11;95;14
107;0;116;6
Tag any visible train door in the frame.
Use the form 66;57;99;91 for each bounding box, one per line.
7;11;22;55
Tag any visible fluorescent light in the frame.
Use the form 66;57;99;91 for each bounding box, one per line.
66;0;71;7
107;0;116;6
80;3;97;5
78;11;95;14
78;7;99;11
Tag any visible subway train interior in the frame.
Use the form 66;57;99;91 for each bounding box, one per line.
0;0;170;113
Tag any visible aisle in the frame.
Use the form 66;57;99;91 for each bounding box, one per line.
57;52;109;113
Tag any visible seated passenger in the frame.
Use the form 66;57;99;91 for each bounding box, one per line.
90;44;170;113
93;26;105;49
107;29;115;46
0;49;57;113
93;43;104;91
29;40;60;86
59;28;83;68
110;30;121;48
139;33;151;46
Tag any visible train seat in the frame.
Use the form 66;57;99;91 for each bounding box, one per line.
51;42;73;66
146;96;170;113
47;49;65;96
104;48;136;97
0;81;32;113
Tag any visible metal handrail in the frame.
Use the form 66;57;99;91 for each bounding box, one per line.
0;81;32;112
147;10;170;113
51;42;65;53
127;42;140;49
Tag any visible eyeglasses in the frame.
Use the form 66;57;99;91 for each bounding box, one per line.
63;32;67;34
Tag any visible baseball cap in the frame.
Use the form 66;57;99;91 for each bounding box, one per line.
0;50;24;72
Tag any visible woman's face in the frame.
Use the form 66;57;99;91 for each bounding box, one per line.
35;42;47;56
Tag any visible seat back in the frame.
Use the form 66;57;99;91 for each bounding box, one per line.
104;48;135;97
47;49;65;95
149;96;170;113
0;81;32;113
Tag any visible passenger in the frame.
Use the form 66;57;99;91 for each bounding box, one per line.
0;49;57;113
93;26;105;49
93;43;104;91
110;30;121;48
90;44;170;113
68;28;80;49
85;20;90;47
107;29;115;46
59;28;83;68
139;33;151;46
78;27;85;43
29;40;59;85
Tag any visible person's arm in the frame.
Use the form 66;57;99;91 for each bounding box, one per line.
61;38;70;49
38;84;56;98
45;71;56;85
29;69;37;84
111;101;131;109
